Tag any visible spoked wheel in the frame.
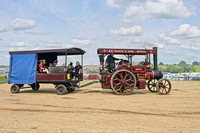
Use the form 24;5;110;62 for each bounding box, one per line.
156;78;172;95
111;69;136;95
147;79;158;92
10;84;20;94
56;84;68;95
31;83;40;91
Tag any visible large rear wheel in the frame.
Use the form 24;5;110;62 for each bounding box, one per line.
111;69;136;95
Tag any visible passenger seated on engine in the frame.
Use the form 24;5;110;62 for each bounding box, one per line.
38;60;49;74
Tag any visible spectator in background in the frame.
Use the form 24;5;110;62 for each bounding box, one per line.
52;60;58;67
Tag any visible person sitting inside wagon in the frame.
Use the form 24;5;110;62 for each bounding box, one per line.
105;53;120;73
67;62;75;79
52;60;58;67
75;61;82;80
38;60;49;74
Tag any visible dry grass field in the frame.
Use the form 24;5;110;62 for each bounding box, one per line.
0;81;200;133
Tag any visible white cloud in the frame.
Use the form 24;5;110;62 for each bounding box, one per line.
156;43;164;48
181;44;200;51
106;0;133;8
111;26;142;36
71;39;91;46
25;30;52;35
131;39;156;48
9;42;25;47
11;18;36;30
123;0;195;22
159;34;181;44
9;47;25;51
170;24;200;38
42;40;73;48
106;0;148;8
0;25;8;32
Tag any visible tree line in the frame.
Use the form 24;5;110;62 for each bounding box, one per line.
158;61;200;73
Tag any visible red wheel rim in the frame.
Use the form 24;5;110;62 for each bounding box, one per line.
111;70;136;95
157;79;171;94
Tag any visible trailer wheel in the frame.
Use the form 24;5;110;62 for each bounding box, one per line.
10;84;20;94
156;78;172;95
56;84;67;95
147;79;158;92
31;83;40;91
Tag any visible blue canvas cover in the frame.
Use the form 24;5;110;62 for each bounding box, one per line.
8;53;37;84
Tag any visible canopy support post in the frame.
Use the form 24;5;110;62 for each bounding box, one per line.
65;52;67;81
81;55;83;72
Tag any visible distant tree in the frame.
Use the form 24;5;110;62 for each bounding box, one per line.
192;61;199;66
178;61;187;68
159;62;164;65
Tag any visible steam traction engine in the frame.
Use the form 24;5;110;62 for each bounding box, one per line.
97;47;172;95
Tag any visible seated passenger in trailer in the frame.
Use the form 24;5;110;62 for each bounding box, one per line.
49;63;53;67
38;60;49;74
67;62;75;79
52;60;58;67
75;61;82;79
105;53;120;73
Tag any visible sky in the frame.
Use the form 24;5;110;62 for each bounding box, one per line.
0;0;200;65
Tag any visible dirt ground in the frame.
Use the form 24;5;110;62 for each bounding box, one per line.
0;81;200;133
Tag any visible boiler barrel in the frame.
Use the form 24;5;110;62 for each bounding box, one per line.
153;70;163;79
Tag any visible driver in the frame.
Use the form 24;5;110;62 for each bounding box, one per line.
105;53;120;73
144;58;150;65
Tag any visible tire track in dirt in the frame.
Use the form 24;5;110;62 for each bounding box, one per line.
1;105;200;118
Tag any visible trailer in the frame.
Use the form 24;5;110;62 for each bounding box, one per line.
8;48;85;95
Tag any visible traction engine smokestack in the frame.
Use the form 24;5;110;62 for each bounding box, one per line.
153;47;158;70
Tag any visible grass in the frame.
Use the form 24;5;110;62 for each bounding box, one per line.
0;76;7;84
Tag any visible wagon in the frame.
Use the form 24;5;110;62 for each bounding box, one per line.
97;47;172;95
8;48;85;95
